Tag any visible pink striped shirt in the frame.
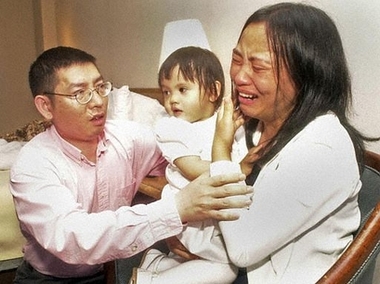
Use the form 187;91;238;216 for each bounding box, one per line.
10;120;182;278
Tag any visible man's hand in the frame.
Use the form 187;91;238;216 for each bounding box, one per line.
175;172;253;223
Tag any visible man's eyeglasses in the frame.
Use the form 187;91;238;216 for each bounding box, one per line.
44;81;113;105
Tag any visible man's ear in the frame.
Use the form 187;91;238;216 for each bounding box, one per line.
34;95;53;120
209;81;222;103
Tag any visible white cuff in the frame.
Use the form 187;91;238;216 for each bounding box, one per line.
210;161;242;177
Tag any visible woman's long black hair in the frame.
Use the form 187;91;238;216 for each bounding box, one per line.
239;2;376;169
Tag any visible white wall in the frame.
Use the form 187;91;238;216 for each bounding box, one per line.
52;0;380;152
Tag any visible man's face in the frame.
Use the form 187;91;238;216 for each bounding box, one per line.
46;63;108;148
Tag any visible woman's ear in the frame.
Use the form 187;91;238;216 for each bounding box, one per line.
34;95;53;120
209;81;222;103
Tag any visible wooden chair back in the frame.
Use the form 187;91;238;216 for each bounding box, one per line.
317;150;380;283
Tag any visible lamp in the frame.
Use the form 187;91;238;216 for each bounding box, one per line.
158;19;211;68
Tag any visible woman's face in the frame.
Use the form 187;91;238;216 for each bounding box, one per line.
230;22;296;128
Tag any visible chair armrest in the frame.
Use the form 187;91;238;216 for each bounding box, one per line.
317;201;380;283
138;176;167;200
364;151;380;173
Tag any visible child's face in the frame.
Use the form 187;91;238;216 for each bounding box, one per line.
160;66;217;123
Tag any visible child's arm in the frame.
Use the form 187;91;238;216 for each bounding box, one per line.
155;116;212;181
174;156;210;181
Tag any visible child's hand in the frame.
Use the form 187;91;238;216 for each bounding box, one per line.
240;144;264;176
165;236;200;260
213;95;245;161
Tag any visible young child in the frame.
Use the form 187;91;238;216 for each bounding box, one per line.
130;46;253;284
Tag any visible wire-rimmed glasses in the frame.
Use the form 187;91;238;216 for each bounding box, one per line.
44;81;113;105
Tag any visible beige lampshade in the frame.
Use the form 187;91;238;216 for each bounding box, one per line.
158;19;211;69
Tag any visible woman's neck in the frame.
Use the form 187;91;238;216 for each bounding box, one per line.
259;121;281;146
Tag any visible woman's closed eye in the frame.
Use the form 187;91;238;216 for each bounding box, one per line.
251;64;270;73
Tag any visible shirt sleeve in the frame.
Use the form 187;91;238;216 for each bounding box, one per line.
134;124;168;177
10;165;182;265
155;117;201;164
210;160;242;176
10;131;182;266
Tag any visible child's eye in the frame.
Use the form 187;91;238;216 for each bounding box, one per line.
162;90;170;96
179;87;187;93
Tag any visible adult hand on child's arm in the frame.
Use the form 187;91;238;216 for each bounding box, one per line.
175;172;253;223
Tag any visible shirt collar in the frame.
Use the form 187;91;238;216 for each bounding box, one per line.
49;125;108;166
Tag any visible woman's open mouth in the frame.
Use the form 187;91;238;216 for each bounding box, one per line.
238;93;258;104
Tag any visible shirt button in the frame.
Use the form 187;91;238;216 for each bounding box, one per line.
131;244;138;251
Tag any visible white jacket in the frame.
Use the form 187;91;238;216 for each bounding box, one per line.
211;113;361;283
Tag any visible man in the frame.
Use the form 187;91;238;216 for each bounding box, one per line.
10;46;252;283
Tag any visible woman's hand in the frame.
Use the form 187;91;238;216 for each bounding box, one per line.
175;172;253;223
213;96;245;162
165;236;200;260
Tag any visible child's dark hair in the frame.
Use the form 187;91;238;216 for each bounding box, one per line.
158;46;225;108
